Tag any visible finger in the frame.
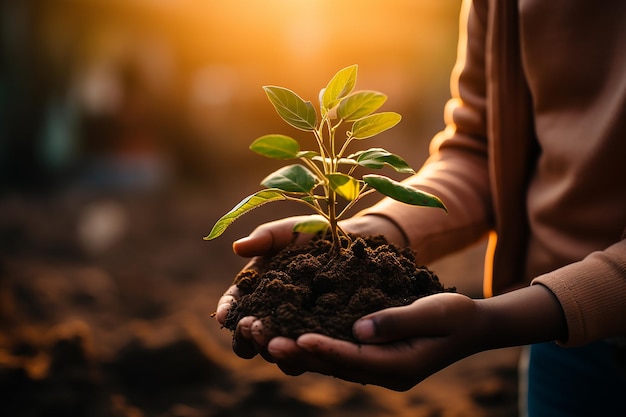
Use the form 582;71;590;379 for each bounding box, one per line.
250;319;272;346
236;316;255;339
233;316;260;359
233;319;280;365
249;319;280;363
297;333;438;373
267;336;300;359
233;219;300;257
267;337;307;375
296;333;371;364
294;334;421;388
294;333;381;373
215;285;241;324
268;336;329;376
353;293;475;343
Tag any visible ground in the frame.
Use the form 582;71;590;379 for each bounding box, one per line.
0;187;521;417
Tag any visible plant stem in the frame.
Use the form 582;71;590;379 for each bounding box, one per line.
337;186;375;218
327;114;344;253
327;190;342;255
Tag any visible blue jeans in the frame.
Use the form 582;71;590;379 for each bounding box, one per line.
525;341;626;417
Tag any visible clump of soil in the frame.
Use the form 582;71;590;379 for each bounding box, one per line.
223;235;455;342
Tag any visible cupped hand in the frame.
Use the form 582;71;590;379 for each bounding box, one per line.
215;213;411;360
215;215;319;326
259;284;567;389
215;215;322;358
262;292;483;391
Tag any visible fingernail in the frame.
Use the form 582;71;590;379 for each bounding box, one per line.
232;238;246;251
295;334;316;351
216;304;229;319
353;318;375;341
267;338;289;358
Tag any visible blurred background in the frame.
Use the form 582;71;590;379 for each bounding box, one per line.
0;0;462;191
0;1;518;416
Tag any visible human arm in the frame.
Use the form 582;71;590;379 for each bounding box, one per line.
532;237;626;346
356;0;493;265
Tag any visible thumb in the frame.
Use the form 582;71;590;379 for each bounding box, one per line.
353;293;476;343
232;220;296;257
232;228;277;258
232;216;321;257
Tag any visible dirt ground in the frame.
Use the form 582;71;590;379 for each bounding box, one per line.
0;187;521;417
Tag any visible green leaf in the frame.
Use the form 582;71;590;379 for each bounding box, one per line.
261;164;318;193
296;150;320;159
293;217;329;235
263;86;317;131
250;134;300;159
322;65;358;111
204;190;287;240
351;112;402;139
363;174;448;212
327;173;362;201
350;148;415;174
337;90;387;121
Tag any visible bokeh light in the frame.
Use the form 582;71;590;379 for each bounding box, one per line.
1;0;461;191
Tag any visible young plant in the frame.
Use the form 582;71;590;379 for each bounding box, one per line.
205;65;447;254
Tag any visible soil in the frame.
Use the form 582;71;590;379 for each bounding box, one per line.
223;235;455;342
0;189;521;417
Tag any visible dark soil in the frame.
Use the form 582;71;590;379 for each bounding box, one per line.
0;191;520;417
223;234;455;342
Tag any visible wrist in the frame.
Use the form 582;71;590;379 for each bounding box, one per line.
476;284;568;350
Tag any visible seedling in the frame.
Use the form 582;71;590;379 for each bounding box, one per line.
205;65;447;254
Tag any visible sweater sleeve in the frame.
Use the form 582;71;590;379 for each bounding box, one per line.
356;0;494;265
532;234;626;346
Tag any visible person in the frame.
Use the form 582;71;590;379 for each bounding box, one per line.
215;0;626;415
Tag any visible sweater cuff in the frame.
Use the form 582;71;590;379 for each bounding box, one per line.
531;250;626;347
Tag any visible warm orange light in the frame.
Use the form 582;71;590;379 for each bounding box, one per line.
32;0;462;181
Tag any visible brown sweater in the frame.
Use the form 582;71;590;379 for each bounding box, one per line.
359;0;626;346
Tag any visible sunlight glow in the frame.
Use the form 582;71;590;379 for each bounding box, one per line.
25;0;461;182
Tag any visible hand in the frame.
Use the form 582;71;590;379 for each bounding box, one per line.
248;285;566;391
215;215;318;326
215;214;409;359
215;215;322;359
260;292;482;391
